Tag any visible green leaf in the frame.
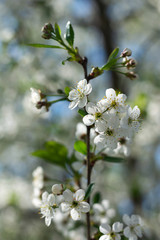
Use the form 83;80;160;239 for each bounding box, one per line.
78;109;87;117
101;47;119;71
102;156;124;163
74;140;87;155
92;192;101;204
101;58;118;71
32;141;68;168
64;87;71;96
26;43;65;49
65;21;74;46
84;183;95;200
54;22;62;41
108;47;119;61
62;57;74;65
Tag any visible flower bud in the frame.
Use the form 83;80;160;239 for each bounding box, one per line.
52;184;63;195
89;67;104;79
125;71;138;80
126;59;137;69
41;23;54;39
120;48;132;57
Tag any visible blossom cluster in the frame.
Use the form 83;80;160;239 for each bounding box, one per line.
99;214;143;240
36;183;90;226
68;80;141;156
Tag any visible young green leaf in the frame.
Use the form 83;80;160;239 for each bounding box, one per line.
108;47;119;61
64;86;71;96
74;140;87;155
64;21;74;47
102;156;124;163
78;109;87;117
32;141;68;168
26;43;65;49
54;22;62;41
92;192;101;204
84;183;95;200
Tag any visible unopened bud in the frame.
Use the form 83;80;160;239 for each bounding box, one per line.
125;71;138;80
41;23;54;39
126;59;137;69
89;67;103;78
120;48;132;57
52;184;63;195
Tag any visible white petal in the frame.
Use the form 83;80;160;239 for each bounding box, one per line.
123;226;131;238
130;106;140;120
78;96;87;108
94;134;106;145
95;119;107;132
129;234;138;240
83;114;95;126
99;235;110;240
83;83;92;95
105;88;116;101
60;202;71;212
134;226;142;238
77;79;87;90
30;88;41;104
102;200;110;210
115;234;121;240
70;208;81;220
48;194;56;206
86;102;97;114
69;100;79;110
93;203;104;213
131;215;140;225
99;223;111;234
79;202;90;213
42;191;49;202
74;189;85;201
68;89;79;100
63;189;73;202
112;222;123;233
45;217;51;226
123;214;131;225
116;94;127;104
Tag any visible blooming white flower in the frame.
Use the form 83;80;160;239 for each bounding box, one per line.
99;222;123;240
100;88;127;113
68;79;92;110
83;102;105;126
121;106;140;134
52;184;63;195
123;214;143;240
40;191;57;226
32;166;44;189
93;199;115;224
60;189;90;220
30;88;41;106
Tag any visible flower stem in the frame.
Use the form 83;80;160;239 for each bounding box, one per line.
80;56;91;240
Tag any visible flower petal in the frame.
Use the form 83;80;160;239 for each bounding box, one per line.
42;191;49;202
105;88;116;101
70;208;81;220
86;102;97;114
74;189;85;201
112;222;123;233
83;83;92;95
79;202;90;213
60;202;71;212
77;79;87;90
63;189;73;202
99;223;111;234
123;214;131;225
48;194;56;206
45;216;51;226
99;235;110;240
123;226;131;238
116;94;127;104
78;96;87;108
68;89;79;100
69;100;79;110
83;114;95;126
134;226;142;238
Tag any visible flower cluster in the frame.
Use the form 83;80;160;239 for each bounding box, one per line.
99;214;143;240
69;84;140;156
37;184;90;226
32;166;44;207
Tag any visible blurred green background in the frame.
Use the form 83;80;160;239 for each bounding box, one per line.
0;0;160;239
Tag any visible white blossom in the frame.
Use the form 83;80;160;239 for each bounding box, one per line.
60;189;90;220
30;88;41;106
40;191;57;226
83;102;105;126
68;79;92;110
123;214;143;240
93;200;115;224
52;184;63;195
100;88;127;113
32;166;44;189
99;222;123;240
